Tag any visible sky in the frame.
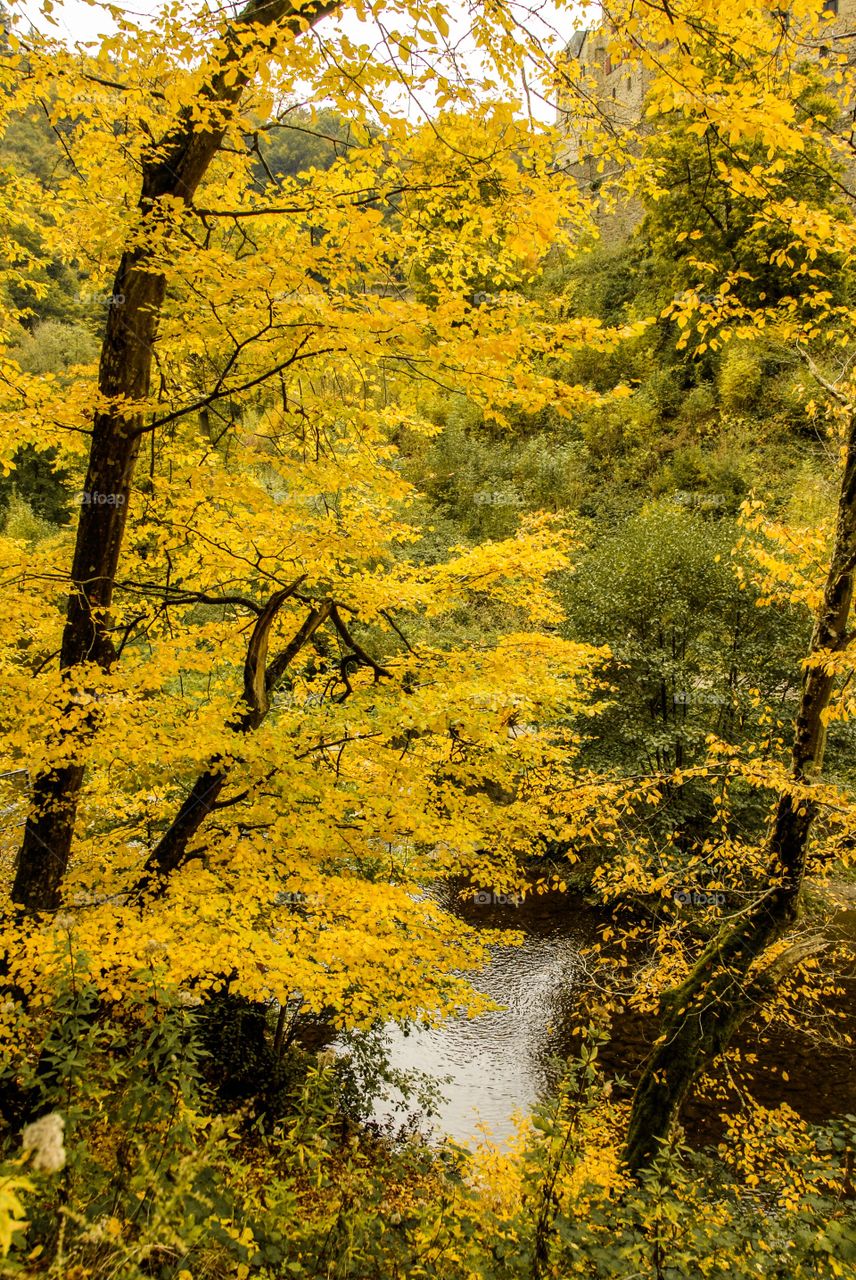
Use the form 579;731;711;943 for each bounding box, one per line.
11;0;584;121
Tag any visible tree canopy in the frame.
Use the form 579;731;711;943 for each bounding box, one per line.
0;0;854;1275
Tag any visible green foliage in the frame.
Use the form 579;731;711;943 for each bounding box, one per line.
561;504;807;779
641;75;852;311
0;964;250;1278
539;223;830;520
719;342;765;413
253;109;354;184
9;319;99;375
0;108;86;326
1;491;61;539
402;400;587;541
0;321;98;526
5;982;853;1279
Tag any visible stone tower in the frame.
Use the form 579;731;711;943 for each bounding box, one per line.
558;0;856;224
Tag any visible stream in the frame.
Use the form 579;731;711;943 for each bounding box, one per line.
370;886;856;1148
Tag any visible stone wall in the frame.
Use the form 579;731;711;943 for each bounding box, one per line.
557;1;856;239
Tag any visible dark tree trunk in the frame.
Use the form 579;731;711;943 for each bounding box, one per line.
133;595;388;896
139;597;332;887
13;247;165;910
623;410;856;1174
12;0;340;912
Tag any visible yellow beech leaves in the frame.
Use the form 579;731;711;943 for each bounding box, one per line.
1;0;855;1055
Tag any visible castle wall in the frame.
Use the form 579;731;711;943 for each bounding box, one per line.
558;1;856;241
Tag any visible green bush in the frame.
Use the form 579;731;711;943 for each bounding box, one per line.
3;967;853;1280
718;341;765;413
561;503;806;780
10;319;100;375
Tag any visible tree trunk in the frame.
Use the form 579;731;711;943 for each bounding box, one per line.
12;0;339;912
623;410;856;1173
139;597;332;888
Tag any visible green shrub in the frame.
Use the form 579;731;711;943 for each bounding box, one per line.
3;966;853;1280
718;341;764;412
2;493;59;541
10;319;99;375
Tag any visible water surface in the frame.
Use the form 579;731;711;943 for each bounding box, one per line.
372;888;856;1148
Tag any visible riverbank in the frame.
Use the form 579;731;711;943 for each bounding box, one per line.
368;880;856;1150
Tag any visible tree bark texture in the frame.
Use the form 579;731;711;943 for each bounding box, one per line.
13;0;340;911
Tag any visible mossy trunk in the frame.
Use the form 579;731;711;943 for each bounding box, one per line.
624;407;856;1174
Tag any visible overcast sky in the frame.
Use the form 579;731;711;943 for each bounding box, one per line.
12;0;582;121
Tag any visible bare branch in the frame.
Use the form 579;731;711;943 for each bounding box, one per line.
796;345;853;408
